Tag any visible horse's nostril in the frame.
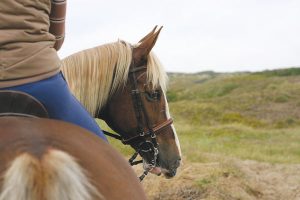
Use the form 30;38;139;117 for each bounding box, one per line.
176;160;181;167
172;158;181;169
164;169;177;178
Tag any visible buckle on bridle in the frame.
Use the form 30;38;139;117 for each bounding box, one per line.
131;89;139;94
140;131;145;137
128;140;159;181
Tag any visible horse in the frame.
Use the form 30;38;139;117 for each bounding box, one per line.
0;91;146;199
61;26;182;179
62;26;181;178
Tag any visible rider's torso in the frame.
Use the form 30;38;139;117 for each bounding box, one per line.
0;0;61;88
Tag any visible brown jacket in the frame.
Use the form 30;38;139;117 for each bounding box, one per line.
0;0;66;88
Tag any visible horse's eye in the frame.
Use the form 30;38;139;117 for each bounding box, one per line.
145;90;161;101
152;90;161;100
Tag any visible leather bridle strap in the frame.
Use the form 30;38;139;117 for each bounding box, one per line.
108;117;173;144
129;66;147;73
102;130;122;141
103;63;174;144
102;61;174;181
148;118;173;134
102;118;173;145
129;68;148;138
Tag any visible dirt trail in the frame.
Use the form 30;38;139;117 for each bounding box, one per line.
134;159;300;200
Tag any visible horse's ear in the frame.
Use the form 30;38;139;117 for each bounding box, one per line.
133;26;163;65
138;25;158;43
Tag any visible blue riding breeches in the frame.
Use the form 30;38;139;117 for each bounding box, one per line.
1;72;107;141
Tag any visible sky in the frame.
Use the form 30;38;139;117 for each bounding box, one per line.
58;0;300;73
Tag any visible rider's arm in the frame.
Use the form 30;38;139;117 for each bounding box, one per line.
49;0;67;51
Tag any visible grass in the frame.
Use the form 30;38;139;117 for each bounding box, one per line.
96;119;134;156
167;69;300;164
176;122;300;164
95;68;300;199
100;68;300;165
254;67;300;77
169;70;300;128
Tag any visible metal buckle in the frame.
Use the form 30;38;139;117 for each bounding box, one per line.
154;147;159;156
131;89;139;94
140;131;145;137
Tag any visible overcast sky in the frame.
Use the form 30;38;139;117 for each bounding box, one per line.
58;0;300;73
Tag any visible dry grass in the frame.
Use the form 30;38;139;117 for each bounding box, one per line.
133;156;300;200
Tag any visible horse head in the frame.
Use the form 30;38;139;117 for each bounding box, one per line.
100;27;182;178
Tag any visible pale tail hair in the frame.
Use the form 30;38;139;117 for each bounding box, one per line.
61;40;168;116
0;150;103;200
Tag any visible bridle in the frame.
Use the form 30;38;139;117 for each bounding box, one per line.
103;61;173;181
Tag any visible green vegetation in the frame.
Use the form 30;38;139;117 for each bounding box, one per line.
177;124;300;163
167;68;300;164
103;68;300;164
254;67;300;77
168;70;300;129
96;119;134;156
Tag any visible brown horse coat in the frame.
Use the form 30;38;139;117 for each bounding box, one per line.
0;117;146;200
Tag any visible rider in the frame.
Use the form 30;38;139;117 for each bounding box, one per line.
0;0;107;141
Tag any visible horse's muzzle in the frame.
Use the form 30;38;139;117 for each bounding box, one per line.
160;157;181;178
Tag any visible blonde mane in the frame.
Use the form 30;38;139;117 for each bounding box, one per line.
61;40;168;116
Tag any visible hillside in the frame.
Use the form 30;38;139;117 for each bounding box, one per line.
165;68;300;163
167;68;300;129
106;68;300;199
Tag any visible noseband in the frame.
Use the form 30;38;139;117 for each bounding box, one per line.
103;63;173;181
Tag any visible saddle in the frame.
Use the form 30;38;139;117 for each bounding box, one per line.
0;90;49;118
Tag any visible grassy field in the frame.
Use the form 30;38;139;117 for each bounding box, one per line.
167;68;300;164
100;68;300;199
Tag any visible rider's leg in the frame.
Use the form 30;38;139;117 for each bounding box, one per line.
2;72;107;141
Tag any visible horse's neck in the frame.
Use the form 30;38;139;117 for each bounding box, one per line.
66;67;112;117
61;44;130;117
62;54;124;117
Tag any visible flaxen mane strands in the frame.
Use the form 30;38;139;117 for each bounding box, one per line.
61;40;168;116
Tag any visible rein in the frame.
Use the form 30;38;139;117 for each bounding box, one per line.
103;64;173;181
